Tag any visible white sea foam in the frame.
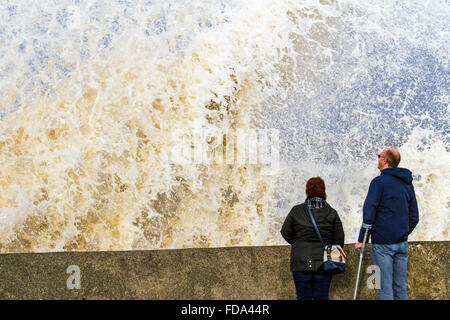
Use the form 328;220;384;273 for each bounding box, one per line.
0;0;448;252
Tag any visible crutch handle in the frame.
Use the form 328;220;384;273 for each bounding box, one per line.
353;224;372;300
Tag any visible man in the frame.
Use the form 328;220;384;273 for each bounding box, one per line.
355;147;419;300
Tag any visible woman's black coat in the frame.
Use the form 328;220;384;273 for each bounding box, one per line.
280;202;345;272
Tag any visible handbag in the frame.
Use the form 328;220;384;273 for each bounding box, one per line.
305;203;348;274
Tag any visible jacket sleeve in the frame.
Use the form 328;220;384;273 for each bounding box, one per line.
280;207;295;244
408;184;419;235
358;178;383;243
332;212;345;247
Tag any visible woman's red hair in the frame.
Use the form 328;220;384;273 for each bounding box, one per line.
306;177;327;200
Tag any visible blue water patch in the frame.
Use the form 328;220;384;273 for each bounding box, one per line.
111;17;120;33
152;16;167;35
18;42;25;53
7;5;17;17
33;38;49;69
101;34;112;48
12;96;21;112
266;31;449;164
35;10;52;34
55;63;71;76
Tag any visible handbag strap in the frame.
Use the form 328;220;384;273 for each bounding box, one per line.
305;202;325;249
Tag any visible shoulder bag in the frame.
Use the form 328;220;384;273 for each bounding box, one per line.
305;202;348;274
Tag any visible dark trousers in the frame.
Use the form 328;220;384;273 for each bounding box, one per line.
292;271;332;300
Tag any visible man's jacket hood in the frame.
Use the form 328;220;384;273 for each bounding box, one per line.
381;167;413;185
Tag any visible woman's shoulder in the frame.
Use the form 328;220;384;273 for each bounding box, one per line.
324;202;336;211
288;203;306;214
323;202;341;220
292;202;306;210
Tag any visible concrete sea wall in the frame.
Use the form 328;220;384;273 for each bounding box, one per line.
0;241;447;300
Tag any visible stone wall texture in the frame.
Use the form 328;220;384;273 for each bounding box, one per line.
0;241;447;300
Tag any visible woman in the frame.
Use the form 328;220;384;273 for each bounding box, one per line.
281;177;345;300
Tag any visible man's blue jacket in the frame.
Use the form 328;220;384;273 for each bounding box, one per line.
358;167;419;244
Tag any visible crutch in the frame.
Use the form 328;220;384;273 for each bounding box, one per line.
353;223;372;300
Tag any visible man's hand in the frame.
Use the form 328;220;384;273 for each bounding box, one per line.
355;242;363;251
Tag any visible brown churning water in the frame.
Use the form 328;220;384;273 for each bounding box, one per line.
0;0;448;252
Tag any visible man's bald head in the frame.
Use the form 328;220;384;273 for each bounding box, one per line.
382;147;401;168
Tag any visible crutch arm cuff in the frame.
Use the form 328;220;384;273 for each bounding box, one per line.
357;224;373;243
